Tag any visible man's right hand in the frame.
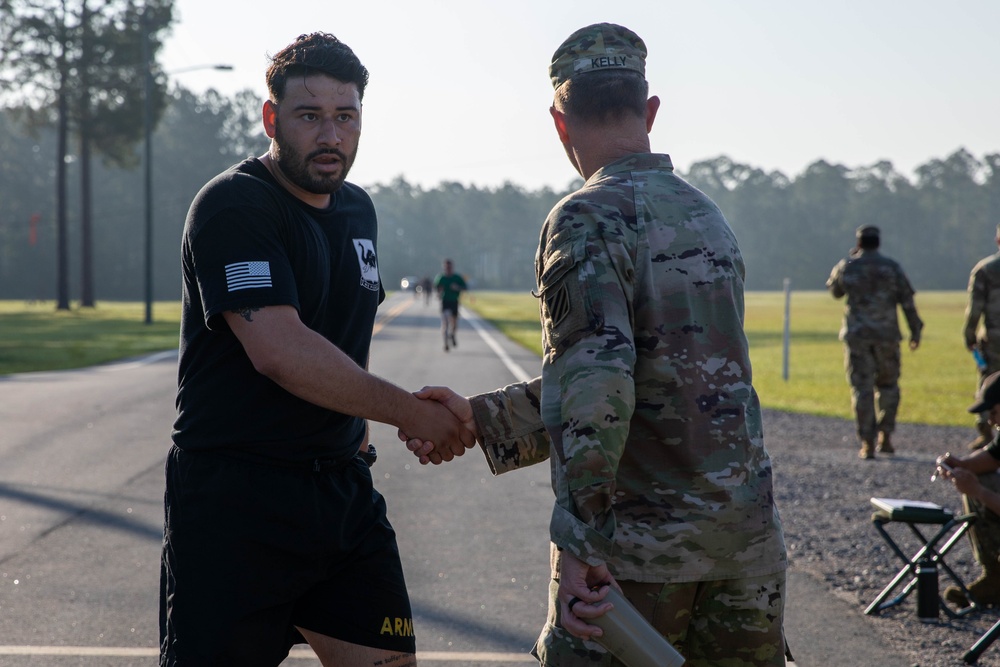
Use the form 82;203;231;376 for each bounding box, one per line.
399;386;478;465
398;395;476;464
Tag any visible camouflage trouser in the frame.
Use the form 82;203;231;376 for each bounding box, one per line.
963;472;1000;572
973;343;1000;427
844;339;901;442
531;571;787;667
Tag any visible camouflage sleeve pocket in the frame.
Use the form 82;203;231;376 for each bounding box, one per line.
536;238;603;360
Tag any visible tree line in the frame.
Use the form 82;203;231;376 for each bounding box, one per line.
687;152;1000;292
1;0;174;309
1;0;997;303
2;95;997;303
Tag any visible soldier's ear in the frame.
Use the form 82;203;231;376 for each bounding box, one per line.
645;96;660;133
550;106;570;145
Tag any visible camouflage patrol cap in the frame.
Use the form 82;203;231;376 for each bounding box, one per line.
970;371;1000;413
549;23;646;90
856;225;881;239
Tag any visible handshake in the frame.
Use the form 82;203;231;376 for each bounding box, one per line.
398;386;477;465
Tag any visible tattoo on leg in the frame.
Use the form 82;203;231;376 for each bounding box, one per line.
233;306;260;322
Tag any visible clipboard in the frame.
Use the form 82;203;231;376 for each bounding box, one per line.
871;497;953;523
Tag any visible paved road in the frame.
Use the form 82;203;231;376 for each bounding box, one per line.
0;294;548;666
0;348;177;664
0;292;912;666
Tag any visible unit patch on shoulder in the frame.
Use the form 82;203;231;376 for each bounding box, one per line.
546;282;572;329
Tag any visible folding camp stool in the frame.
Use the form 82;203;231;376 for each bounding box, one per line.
864;497;978;619
964;617;1000;664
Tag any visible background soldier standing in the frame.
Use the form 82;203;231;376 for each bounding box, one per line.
964;224;1000;449
827;225;923;459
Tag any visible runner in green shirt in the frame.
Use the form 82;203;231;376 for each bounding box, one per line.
433;258;467;352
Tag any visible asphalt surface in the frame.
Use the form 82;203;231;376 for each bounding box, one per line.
0;291;958;666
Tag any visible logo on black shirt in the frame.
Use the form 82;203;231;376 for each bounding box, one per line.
354;239;380;292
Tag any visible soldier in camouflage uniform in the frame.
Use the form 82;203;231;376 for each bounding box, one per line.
826;226;923;459
405;23;787;667
964;226;1000;449
936;371;1000;608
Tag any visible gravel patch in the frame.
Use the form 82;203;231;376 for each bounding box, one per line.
764;409;1000;666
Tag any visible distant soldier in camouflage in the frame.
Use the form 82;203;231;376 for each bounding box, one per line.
964;225;1000;449
404;23;787;667
827;225;923;459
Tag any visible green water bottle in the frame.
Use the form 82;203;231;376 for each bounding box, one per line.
591;587;686;667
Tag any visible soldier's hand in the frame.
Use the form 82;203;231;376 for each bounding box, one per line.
414;386;477;436
909;339;919;351
558;551;615;641
398;386;478;465
947;466;981;497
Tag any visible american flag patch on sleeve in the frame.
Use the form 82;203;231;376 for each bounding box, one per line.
225;261;272;292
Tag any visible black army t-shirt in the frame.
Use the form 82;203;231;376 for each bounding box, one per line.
173;158;385;463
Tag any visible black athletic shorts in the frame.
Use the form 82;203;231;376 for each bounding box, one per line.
159;445;415;666
441;301;459;317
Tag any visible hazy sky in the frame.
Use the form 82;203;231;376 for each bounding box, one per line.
161;0;1000;191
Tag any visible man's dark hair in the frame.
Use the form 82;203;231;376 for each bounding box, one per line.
553;70;648;123
266;32;370;102
859;235;880;250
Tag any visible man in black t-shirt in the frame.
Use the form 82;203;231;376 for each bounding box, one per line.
161;33;475;667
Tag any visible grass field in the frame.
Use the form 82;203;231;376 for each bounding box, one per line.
0;292;981;429
0;301;182;375
467;290;979;429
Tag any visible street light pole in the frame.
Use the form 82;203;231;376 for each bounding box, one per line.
141;17;231;325
142;19;153;324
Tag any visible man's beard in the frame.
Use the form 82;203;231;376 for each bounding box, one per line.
272;121;356;195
